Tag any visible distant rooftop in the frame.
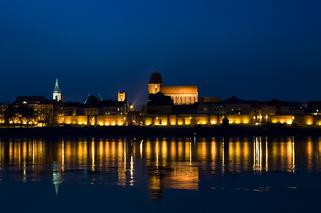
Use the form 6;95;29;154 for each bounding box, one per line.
84;94;102;105
83;94;126;107
161;85;198;94
15;96;50;104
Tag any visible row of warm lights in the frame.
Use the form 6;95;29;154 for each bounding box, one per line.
146;116;218;126
61;121;125;126
4;114;321;127
145;116;250;126
97;121;124;126
58;116;126;126
9;118;38;125
271;116;295;125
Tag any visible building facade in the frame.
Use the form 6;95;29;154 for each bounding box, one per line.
1;75;321;128
148;73;198;105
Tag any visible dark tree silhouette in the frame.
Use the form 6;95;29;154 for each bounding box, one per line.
222;117;230;127
16;105;36;127
3;104;15;126
191;118;197;126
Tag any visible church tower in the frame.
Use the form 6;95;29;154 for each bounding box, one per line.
118;90;126;102
148;72;163;94
53;79;63;102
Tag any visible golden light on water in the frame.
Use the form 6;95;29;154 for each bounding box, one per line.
161;139;168;163
1;137;321;197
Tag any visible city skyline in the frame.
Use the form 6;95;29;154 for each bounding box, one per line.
1;0;321;104
1;1;321;212
1;72;321;128
1;72;321;106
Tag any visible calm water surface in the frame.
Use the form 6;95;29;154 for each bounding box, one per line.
1;136;321;212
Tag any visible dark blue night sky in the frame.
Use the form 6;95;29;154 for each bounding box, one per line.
1;0;321;105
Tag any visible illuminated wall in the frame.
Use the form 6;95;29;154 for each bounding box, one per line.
271;115;295;125
153;116;168;126
225;115;251;125
144;115;209;126
57;116;88;125
143;114;256;126
145;117;153;126
209;115;219;125
56;115;126;126
293;115;314;126
176;117;184;125
177;116;193;125
169;115;177;125
143;114;251;126
97;115;126;126
9;111;321;127
9;117;39;126
304;115;314;126
160;86;198;105
192;115;208;125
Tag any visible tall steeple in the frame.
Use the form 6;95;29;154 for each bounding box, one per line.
54;79;61;92
53;79;63;102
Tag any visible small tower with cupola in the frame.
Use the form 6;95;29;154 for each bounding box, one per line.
118;90;126;102
148;72;163;94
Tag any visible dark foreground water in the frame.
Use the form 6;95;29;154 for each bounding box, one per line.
1;136;321;212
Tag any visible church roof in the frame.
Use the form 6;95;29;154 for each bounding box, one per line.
160;86;198;94
149;72;163;84
83;94;126;107
84;94;102;105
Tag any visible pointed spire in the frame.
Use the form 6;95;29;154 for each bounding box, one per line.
53;78;63;102
54;79;61;93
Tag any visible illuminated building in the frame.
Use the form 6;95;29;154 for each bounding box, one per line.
10;96;55;127
52;79;63;102
57;94;128;126
0;104;7;124
271;115;295;125
118;91;126;102
148;72;198;105
1;74;321;128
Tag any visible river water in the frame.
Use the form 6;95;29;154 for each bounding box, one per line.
0;136;320;212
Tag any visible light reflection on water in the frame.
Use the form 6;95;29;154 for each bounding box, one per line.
1;136;321;199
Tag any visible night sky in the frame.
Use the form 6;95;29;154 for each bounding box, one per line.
1;0;321;105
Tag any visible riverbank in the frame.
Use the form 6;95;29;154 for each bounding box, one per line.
1;125;321;137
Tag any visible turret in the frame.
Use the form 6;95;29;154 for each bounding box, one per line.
148;72;163;94
118;90;126;102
